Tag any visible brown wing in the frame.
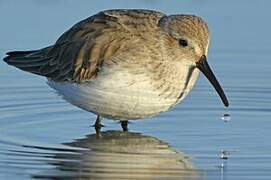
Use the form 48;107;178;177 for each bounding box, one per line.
3;9;165;82
3;11;124;82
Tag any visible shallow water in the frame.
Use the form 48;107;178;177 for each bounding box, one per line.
1;1;271;179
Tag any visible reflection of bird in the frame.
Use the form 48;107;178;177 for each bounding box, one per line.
3;9;229;132
33;131;198;179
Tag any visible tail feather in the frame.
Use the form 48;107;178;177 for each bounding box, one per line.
6;50;37;57
3;44;76;81
4;56;49;64
3;47;52;76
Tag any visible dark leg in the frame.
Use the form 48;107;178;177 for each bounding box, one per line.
93;115;103;135
121;120;128;132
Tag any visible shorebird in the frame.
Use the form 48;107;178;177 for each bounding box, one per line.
3;9;229;133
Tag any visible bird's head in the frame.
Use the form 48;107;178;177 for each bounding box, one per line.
159;14;229;107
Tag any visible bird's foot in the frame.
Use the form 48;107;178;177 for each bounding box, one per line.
92;115;103;137
120;120;129;132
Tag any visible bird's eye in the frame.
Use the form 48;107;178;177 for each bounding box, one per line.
178;39;188;47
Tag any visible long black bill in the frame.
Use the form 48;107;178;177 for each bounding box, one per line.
196;55;229;107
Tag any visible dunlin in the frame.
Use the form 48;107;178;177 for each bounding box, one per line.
3;9;229;133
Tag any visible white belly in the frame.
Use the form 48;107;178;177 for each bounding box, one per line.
47;65;199;120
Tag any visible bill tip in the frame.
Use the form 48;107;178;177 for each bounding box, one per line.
224;101;229;107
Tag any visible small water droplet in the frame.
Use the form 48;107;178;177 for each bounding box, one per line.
220;150;230;160
221;113;231;122
218;163;224;168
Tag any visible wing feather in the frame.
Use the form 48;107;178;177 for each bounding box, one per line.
4;9;165;82
3;11;123;82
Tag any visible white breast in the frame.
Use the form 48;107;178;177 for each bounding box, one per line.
48;63;199;120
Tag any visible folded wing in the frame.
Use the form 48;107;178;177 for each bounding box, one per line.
3;11;123;82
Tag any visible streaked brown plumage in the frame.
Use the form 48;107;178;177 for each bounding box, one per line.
4;10;166;82
3;9;229;132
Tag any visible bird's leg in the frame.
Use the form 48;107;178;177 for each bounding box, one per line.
121;120;128;132
93;115;103;135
